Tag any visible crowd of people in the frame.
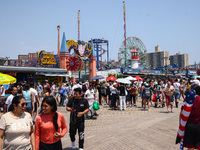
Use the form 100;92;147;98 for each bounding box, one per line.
0;80;92;150
0;76;200;149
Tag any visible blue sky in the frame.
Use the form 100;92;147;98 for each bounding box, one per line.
0;0;199;64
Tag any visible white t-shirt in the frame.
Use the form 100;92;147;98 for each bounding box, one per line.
0;112;33;149
5;94;15;112
30;88;38;103
191;79;200;86
85;89;95;99
173;82;180;90
51;85;56;91
110;85;113;95
138;81;143;88
72;84;82;90
111;86;117;94
0;86;5;97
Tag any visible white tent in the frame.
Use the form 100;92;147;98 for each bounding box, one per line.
125;76;137;81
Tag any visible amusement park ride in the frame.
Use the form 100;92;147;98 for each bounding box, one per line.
12;2;148;80
59;34;109;79
58;10;109;80
118;36;147;68
59;1;148;80
118;1;147;69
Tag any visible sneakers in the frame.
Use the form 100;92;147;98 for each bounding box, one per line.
72;141;76;149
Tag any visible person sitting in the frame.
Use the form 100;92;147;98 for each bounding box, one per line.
155;91;163;108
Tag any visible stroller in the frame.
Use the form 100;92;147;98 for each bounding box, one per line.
154;92;165;108
85;98;97;119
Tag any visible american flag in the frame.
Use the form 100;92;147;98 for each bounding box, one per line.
176;89;196;150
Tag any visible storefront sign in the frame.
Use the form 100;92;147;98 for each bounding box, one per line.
140;70;150;73
8;72;16;76
38;50;56;65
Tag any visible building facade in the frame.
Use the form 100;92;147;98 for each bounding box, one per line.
147;46;170;69
170;53;189;69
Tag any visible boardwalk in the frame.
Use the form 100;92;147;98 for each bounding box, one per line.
60;98;181;150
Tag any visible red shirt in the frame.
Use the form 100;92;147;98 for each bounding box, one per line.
35;112;67;150
188;96;200;124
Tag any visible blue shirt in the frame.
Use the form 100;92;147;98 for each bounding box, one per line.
23;91;31;103
63;87;68;97
37;85;43;92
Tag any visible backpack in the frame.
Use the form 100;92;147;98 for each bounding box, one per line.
101;85;106;94
82;84;87;92
144;88;151;98
106;86;111;95
130;87;136;95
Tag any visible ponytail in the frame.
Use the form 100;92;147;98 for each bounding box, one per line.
53;112;58;131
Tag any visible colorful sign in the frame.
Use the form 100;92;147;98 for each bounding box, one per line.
38;50;56;65
67;40;78;54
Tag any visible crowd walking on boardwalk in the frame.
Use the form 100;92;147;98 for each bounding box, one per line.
0;75;200;149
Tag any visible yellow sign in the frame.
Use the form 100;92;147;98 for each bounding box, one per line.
38;50;56;65
67;40;78;50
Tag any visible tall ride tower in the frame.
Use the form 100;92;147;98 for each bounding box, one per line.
60;32;69;69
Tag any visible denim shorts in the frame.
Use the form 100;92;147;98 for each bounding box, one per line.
174;91;180;100
55;93;59;98
26;103;33;111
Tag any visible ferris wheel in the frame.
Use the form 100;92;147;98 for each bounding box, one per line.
118;37;147;67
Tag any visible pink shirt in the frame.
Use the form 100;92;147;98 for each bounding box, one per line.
35;112;67;150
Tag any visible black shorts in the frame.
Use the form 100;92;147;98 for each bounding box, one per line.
34;102;38;112
101;93;106;97
39;140;62;150
183;122;200;149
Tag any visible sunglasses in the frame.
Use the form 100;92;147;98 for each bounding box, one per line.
21;103;28;107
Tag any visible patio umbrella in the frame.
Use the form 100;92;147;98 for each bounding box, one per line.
90;75;105;80
0;73;16;85
135;75;143;81
125;76;137;81
106;76;117;81
116;78;131;84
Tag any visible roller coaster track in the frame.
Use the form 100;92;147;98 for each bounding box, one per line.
94;46;106;56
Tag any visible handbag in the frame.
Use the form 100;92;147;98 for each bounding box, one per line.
125;89;128;96
93;102;100;110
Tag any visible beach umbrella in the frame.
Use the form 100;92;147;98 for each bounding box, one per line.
90;75;105;80
116;78;131;84
106;76;117;81
0;73;17;85
135;75;143;81
125;76;137;81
